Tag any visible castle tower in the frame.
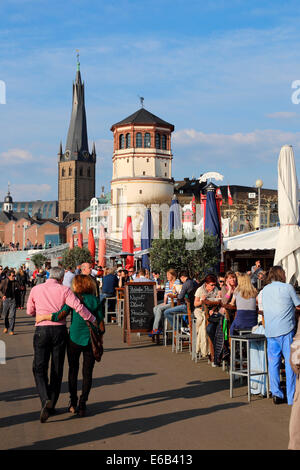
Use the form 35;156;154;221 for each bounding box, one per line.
58;56;96;221
110;106;174;243
3;184;13;213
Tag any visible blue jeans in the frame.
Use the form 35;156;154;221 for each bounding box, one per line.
267;331;296;405
164;304;187;330
152;302;171;330
3;298;16;332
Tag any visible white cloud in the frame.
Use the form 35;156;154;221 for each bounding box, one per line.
267;112;298;119
0;148;34;164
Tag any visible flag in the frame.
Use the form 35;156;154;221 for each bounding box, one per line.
191;195;196;214
216;188;223;206
227;185;233;206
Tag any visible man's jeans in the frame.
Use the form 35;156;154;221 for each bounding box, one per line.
164;304;188;330
267;331;296;405
3;298;16;332
153;302;172;330
32;325;68;407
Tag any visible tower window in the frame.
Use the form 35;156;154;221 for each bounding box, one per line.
62;168;65;177
126;133;131;148
165;173;167;177
87;167;91;177
144;133;151;148
127;159;129;163
162;134;167;150
147;158;149;162
119;134;125;149
155;133;161;149
69;167;72;176
136;132;142;148
139;190;142;194
143;171;146;175
79;167;83;176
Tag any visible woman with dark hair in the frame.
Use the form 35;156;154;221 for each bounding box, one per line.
261;266;300;405
37;275;105;416
194;274;221;364
16;266;28;309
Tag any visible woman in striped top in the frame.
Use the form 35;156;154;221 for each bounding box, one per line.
150;269;181;336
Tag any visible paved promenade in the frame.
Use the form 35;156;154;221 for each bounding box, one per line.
0;307;292;450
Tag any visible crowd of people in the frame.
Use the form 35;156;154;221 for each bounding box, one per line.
1;257;300;448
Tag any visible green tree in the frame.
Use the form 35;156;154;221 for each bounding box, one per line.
62;247;92;270
31;253;47;269
149;230;220;280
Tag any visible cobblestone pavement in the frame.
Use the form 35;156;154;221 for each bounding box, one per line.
0;307;292;450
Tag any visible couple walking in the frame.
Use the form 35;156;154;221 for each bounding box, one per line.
27;267;104;422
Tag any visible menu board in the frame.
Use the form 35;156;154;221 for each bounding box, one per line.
123;282;157;344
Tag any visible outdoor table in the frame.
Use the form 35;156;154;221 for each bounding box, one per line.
230;333;269;402
116;287;125;326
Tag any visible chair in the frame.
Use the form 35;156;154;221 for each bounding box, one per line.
230;333;269;402
116;288;125;327
172;299;193;354
104;296;117;323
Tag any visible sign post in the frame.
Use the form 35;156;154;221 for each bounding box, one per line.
123;282;157;345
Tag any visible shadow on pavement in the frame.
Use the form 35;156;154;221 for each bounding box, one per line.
13;402;246;450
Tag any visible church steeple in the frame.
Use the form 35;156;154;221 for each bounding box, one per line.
58;54;96;222
62;53;93;162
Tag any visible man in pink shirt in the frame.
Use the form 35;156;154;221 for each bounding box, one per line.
27;266;96;423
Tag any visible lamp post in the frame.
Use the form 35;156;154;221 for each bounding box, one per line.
256;179;263;230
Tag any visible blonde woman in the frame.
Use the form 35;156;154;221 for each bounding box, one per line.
229;273;258;336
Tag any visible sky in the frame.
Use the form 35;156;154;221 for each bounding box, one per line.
1;0;300;201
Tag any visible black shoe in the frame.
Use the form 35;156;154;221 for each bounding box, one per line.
77;400;86;417
40;400;52;423
273;395;286;405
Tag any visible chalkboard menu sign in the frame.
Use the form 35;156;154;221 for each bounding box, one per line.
123;282;157;344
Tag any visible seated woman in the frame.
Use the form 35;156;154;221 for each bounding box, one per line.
229;272;258;336
150;268;181;336
37;275;105;417
194;274;221;363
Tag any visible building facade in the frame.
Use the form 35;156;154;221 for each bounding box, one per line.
110;107;175;243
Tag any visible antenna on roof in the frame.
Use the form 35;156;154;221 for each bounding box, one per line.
138;95;144;108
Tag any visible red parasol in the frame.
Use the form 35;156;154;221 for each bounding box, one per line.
88;228;96;266
98;224;106;268
69;234;74;249
122;216;134;269
77;232;83;248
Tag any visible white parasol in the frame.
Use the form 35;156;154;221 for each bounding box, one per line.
274;144;300;284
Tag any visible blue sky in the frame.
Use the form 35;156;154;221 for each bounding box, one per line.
1;0;300;201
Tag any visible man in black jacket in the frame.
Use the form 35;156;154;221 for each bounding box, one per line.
164;270;198;330
0;270;19;335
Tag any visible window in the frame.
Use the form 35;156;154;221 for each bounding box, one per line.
126;133;131;148
143;171;146;175
119;134;125;149
139;190;142;194
48;203;53;218
162;134;167;150
155;133;161;149
144;133;151;148
62;168;65;177
127;159;129;163
146;158;149;162
69;167;72;176
79;167;83;176
165;163;167;167
28;203;33;216
165;173;167;177
87;167;91;177
136;132;142;148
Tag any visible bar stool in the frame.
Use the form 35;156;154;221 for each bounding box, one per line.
104;296;117;323
230;333;269;402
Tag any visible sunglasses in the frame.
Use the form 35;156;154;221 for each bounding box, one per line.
219;280;225;283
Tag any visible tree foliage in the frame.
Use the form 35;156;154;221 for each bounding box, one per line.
62;247;92;269
149;231;220;280
30;253;47;269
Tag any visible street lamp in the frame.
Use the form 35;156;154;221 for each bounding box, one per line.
256;179;263;230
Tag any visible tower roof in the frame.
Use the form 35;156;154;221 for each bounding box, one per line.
63;59;91;161
111;107;174;131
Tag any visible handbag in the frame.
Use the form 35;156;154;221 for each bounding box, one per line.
86;321;105;362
